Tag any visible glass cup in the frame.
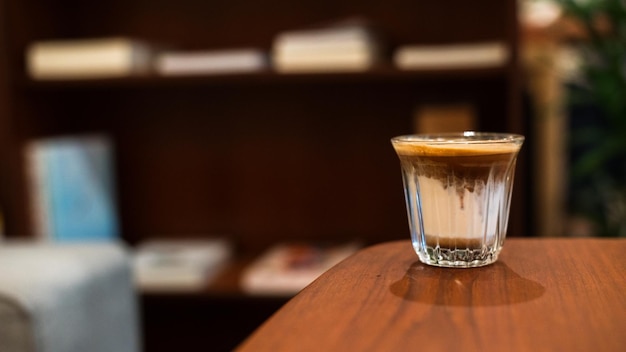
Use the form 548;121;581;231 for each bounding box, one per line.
391;132;524;268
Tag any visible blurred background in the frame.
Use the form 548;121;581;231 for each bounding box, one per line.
0;0;624;351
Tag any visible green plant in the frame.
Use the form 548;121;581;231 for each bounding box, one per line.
557;0;626;236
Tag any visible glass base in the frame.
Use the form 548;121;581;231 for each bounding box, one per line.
416;245;500;268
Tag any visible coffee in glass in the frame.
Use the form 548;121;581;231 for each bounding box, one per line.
391;132;524;267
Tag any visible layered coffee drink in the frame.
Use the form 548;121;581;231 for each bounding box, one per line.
392;132;524;267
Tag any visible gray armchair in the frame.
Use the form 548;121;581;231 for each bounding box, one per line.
0;242;141;352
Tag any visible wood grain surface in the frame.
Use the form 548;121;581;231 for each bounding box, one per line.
237;238;626;352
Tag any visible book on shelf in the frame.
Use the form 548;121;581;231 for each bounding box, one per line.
133;238;233;292
413;103;477;134
272;19;385;73
240;241;361;296
393;42;508;70
27;37;154;80
24;135;120;242
155;48;268;76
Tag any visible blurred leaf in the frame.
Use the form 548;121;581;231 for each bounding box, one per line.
555;0;626;236
569;126;609;145
571;136;626;179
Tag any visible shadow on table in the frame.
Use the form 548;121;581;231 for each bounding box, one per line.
390;261;545;306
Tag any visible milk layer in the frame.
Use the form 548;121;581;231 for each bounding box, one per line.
411;175;506;241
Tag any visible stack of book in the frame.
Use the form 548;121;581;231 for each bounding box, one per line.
241;241;360;296
133;238;233;292
155;48;269;76
393;42;508;70
272;20;384;73
26;37;154;80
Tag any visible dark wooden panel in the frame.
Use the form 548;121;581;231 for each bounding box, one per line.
26;0;512;46
22;75;511;247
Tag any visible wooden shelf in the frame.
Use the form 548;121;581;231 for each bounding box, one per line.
23;65;510;90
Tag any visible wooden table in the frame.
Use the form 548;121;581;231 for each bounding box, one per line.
236;238;626;351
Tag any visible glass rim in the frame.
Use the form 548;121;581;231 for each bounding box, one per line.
391;131;524;145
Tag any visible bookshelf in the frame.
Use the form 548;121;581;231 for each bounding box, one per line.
0;0;525;350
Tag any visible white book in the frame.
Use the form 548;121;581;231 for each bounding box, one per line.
27;37;153;80
133;238;233;292
156;49;268;76
274;39;377;58
273;50;378;73
272;21;383;73
394;42;508;70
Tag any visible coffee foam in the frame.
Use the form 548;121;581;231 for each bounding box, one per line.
393;141;520;157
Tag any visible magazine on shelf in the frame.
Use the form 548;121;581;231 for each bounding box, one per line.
26;37;154;80
133;238;233;292
155;48;269;76
24;135;120;242
272;19;385;73
241;241;361;296
393;41;508;70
